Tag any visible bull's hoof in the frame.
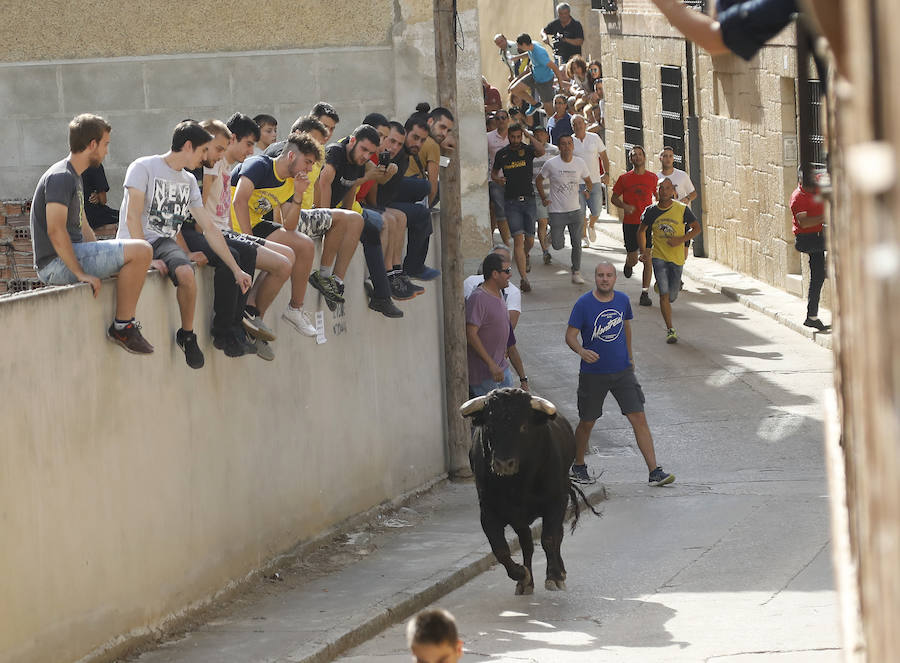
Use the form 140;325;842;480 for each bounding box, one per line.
515;568;533;595
545;578;567;591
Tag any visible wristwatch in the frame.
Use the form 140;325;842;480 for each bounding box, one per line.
520;376;528;382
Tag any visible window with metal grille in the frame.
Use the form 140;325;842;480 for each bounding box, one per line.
807;80;826;170
622;61;644;161
660;66;686;167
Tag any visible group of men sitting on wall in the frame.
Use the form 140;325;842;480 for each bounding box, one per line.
29;102;455;367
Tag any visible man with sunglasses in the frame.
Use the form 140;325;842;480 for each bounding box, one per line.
466;252;517;396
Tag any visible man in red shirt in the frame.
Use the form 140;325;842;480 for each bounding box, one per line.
790;169;830;331
610;145;659;306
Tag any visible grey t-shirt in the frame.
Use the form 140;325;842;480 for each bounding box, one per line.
117;155;202;243
30;159;85;270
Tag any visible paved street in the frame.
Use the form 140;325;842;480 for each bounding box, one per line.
336;221;840;662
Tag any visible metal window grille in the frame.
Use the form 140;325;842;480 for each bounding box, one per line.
661;66;686;167
622;61;644;162
807;79;827;170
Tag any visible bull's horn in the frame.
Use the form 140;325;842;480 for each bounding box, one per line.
530;396;557;415
460;395;489;416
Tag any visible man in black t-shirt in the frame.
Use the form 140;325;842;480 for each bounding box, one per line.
81;164;120;229
317;124;403;318
542;2;585;64
491;123;545;292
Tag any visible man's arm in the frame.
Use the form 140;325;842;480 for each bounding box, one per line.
491;166;506;186
795;210;826;229
506;344;528;390
201;173;217;206
667;219;702;246
426;159;439;205
649;0;729;55
681;190;698;204
466;323;504;381
535;174;549;206
45;202;101;295
316;163;338;210
124;187;146;240
637;222;649;253
600;150;610;184
624;320;634;367
565;325;598;364
81;207;97;243
189;206;252;292
610;184;635;215
231;177;255;234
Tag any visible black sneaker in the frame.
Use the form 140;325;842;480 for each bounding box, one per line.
176;328;205;369
213;330;246;358
543;251;552;265
401;274;425;296
639;292;652;307
649;467;675;486
107;321;154;354
803;317;830;332
623;263;633;278
569;464;595;484
369;297;404;318
389;273;416;301
308;271;345;311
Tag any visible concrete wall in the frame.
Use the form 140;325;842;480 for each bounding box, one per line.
0;0;491;263
0;247;447;663
591;2;830;307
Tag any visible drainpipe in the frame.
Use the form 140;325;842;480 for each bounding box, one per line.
685;39;706;257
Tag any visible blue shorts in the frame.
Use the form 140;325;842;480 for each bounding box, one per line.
469;366;515;397
37;240;126;284
503;197;537;237
533;186;549;219
579;183;603;217
652;257;684;302
361;207;384;232
488;181;507;220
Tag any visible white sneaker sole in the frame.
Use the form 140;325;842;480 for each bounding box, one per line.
282;312;317;337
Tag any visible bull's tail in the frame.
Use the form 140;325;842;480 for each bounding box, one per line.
567;480;602;534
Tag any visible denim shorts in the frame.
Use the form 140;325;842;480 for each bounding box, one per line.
577;368;645;421
503;197;537;237
652;258;684;302
37;240;126;284
360;207;384;232
469;365;515;397
533;186;549;219
488;181;507;219
579;183;603;217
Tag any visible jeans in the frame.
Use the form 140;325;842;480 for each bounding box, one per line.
388;201;432;276
807;251;826;317
469;366;515;397
578;184;603;218
360;209;391;300
37;240;126;284
651;258;684;303
548;209;584;272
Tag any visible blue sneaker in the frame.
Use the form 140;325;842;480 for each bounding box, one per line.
408;266;441;281
525;103;540;117
648;467;675;486
569;464;595;484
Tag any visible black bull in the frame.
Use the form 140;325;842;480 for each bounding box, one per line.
461;388;600;594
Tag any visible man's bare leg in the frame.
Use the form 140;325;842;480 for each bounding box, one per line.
324;209;363;280
574;420;594;466
174;264;197;331
249;243;293;316
624;411;658;471
267;228;314;309
115;240;152;320
513;233;527;279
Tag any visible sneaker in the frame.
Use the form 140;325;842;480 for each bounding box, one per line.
572;271;585;285
803;317;831;332
402;274;425;296
308;271;345;311
363;278;375;301
254;337;275;361
525;102;540;116
525;254;531;273
588;224;596;242
653;282;659;294
389;273;417;301
649;466;675;487
520;278;532;293
666;328;678;344
107;321;154;354
639;292;652;307
282;307;317;336
680;280;685;291
543;251;552;265
176;329;205;369
623;263;633;278
581;236;590;248
369;297;404;318
213;330;246;358
237;328;257;355
408;266;441;281
242;311;276;341
569;464;594;484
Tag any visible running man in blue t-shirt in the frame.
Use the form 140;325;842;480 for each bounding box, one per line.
565;261;675;486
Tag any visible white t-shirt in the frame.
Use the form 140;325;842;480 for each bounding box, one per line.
117;155;203;242
464;275;522;313
656;168;695;201
532;143;560;187
538;155;590;214
486;130;510;173
203;159;233;231
573;133;606;183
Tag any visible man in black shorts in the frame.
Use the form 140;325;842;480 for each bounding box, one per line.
565;261;675;486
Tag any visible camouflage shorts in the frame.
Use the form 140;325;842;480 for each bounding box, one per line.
298;208;333;238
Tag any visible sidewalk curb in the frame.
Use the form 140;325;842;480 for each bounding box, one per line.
592;222;834;351
287;482;608;663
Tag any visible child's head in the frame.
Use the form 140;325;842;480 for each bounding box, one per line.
252;113;277;147
407;609;463;663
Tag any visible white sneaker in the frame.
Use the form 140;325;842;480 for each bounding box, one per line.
588;224;597;242
572;271;585;285
282;307;317;336
581;237;590;248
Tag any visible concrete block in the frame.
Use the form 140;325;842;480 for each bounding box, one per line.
319;50;394;105
100;111;188;172
145;58;230;109
0;65;60;117
61;61;145;113
0;166;50;200
20;119;70;168
0;120;20;168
